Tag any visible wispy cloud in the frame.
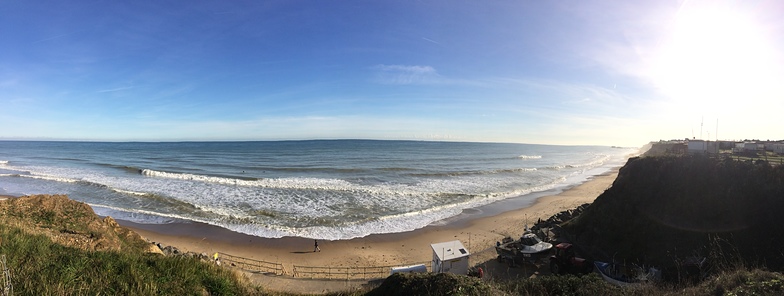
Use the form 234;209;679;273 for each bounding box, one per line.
421;37;440;45
372;64;442;85
96;86;135;93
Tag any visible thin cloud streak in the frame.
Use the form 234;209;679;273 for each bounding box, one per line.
372;64;442;85
96;86;135;93
421;37;440;45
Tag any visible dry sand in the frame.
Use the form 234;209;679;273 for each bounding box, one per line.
125;169;619;274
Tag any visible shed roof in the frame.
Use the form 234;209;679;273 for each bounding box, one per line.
430;240;469;261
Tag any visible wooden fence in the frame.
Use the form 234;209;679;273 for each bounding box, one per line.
217;251;436;280
292;261;432;280
218;252;286;276
1;255;11;296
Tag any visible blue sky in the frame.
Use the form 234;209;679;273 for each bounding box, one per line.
1;0;782;146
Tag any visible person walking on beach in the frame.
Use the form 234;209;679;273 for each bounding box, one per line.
314;239;321;252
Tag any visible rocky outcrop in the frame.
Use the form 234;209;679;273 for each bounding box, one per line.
529;203;591;242
147;241;213;262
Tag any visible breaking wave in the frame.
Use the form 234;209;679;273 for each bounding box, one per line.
140;168;366;192
518;155;543;159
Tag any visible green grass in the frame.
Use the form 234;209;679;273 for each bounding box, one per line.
0;224;261;295
716;150;784;166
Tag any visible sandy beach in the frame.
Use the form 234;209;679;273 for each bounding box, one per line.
123;168;619;275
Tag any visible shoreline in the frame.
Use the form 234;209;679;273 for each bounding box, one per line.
121;167;621;270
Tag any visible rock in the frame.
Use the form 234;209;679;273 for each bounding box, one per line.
145;243;164;255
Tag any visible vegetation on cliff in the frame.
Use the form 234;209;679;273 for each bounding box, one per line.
0;195;260;295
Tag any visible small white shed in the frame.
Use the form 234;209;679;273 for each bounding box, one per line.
430;240;470;275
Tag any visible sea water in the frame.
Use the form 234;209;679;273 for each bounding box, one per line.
0;140;635;240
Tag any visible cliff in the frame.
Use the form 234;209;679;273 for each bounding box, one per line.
565;155;784;270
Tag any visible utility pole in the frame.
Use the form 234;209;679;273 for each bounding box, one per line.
700;116;704;140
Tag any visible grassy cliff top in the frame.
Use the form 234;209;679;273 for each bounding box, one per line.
0;195;260;295
0;194;152;253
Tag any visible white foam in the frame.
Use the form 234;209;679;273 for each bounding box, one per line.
518;155;543;159
141;169;367;192
0;145;636;240
207;177;571;240
569;154;612;169
111;188;152;196
18;174;81;183
187;174;575;240
90;203;194;224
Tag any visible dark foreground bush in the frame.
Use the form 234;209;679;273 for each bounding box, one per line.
501;273;623;296
365;272;504;296
697;268;784;296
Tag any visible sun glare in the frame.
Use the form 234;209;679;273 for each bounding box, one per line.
652;3;779;115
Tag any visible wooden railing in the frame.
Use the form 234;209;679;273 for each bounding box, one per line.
218;252;286;276
292;261;432;280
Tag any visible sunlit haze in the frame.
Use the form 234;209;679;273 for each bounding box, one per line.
1;0;782;146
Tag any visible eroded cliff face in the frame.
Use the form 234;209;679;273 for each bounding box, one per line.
566;155;784;269
0;194;153;253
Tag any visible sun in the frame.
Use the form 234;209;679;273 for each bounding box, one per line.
651;2;779;116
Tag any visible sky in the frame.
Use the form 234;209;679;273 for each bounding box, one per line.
1;0;783;146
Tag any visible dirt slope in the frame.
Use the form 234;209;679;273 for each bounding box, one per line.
0;194;155;253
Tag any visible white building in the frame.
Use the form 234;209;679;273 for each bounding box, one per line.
431;240;470;275
688;140;718;154
746;142;759;151
770;143;784;154
732;142;765;152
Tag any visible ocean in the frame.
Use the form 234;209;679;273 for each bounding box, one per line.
0;140;635;240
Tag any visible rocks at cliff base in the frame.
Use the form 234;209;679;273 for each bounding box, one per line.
148;241;212;262
529;203;590;242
